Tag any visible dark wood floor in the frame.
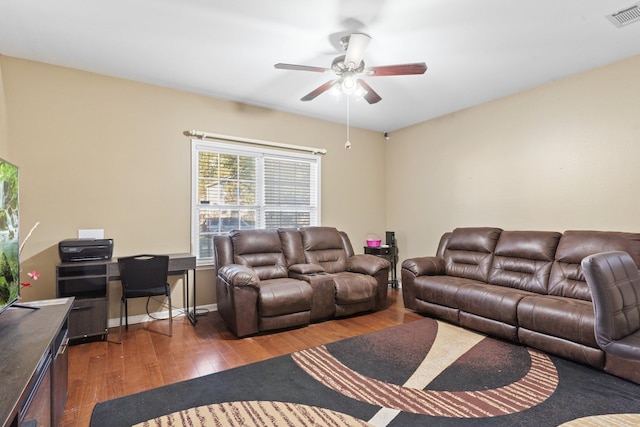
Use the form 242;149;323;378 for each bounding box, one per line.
61;287;422;427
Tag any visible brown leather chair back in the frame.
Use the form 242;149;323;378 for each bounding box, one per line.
488;230;561;294
582;251;640;359
227;229;288;280
443;227;502;282
550;231;640;301
299;226;348;273
278;228;306;267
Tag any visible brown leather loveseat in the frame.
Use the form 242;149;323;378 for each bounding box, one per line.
214;226;390;337
401;227;640;384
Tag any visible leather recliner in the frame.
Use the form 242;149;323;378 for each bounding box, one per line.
582;251;640;359
214;226;390;337
214;229;313;337
281;226;390;317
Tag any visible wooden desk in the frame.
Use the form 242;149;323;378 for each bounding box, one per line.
364;245;399;288
57;253;197;341
106;253;197;325
0;297;73;427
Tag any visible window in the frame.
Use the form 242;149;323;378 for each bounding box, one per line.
191;139;321;264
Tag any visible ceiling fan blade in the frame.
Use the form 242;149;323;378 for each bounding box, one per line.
367;63;427;76
356;79;382;104
343;33;371;70
274;63;331;73
301;79;340;101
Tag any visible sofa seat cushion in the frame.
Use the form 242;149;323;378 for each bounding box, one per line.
457;284;535;325
457;283;535;326
517;295;597;347
332;272;377;304
412;275;484;308
258;278;313;317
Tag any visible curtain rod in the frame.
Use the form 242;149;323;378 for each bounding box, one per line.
183;130;327;155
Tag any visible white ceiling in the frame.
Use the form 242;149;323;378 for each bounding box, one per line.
1;0;639;132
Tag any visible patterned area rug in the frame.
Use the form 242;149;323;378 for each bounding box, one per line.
91;318;640;426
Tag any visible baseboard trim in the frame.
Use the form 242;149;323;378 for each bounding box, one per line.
107;303;218;328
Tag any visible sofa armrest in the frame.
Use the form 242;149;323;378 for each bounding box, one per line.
218;264;260;288
289;263;326;275
401;256;446;277
348;254;390;275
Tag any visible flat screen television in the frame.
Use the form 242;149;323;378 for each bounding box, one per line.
0;157;19;314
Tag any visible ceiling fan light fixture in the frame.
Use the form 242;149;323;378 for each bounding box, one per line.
341;72;357;93
275;32;427;105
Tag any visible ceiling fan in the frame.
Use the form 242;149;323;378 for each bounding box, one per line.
274;33;427;104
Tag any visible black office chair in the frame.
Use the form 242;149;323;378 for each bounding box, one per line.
118;254;172;343
582;251;640;359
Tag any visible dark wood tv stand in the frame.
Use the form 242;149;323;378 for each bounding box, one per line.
0;297;73;427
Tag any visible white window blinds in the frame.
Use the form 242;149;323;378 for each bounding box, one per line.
192;139;321;264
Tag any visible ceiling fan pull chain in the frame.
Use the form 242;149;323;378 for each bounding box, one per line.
345;95;352;149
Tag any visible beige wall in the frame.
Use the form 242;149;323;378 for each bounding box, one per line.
0;56;387;320
388;54;640;261
5;52;639;321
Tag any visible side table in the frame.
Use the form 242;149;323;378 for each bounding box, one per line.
364;245;399;288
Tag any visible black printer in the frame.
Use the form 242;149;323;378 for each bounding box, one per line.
58;238;114;262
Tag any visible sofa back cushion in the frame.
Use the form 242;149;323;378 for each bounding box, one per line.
443;227;502;281
230;229;288;280
213;234;234;273
488;230;561;293
338;231;356;259
300;226;348;273
278;228;306;266
549;230;640;301
436;232;452;258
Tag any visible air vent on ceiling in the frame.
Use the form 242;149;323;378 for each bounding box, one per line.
607;3;640;27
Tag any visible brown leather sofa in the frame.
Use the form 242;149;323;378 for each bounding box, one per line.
401;227;640;384
214;226;390;337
